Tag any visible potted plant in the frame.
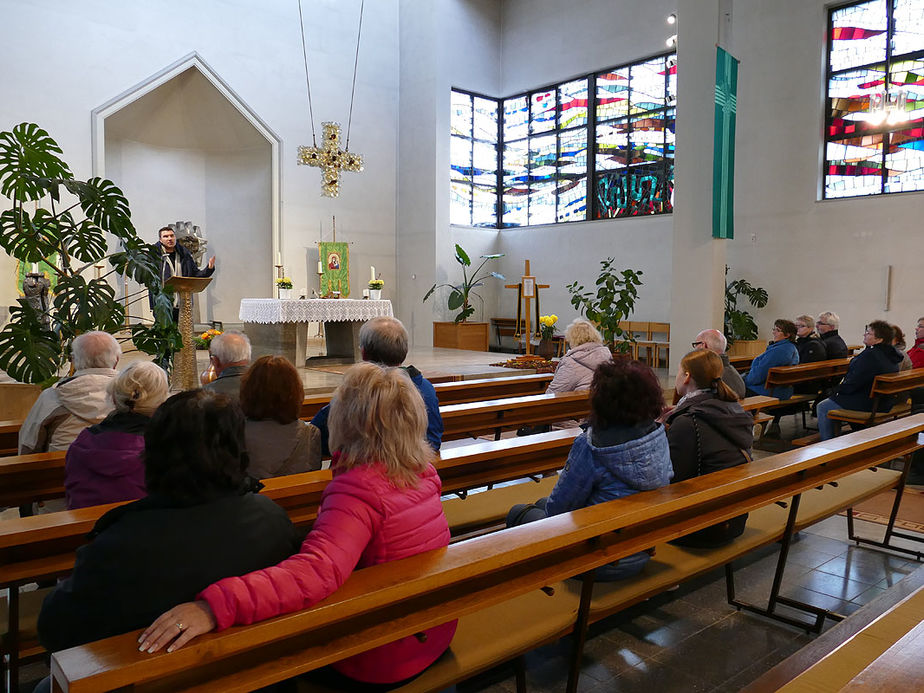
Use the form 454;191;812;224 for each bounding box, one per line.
368;279;384;300
567;258;643;353
537;314;558;357
275;276;293;299
423;244;504;351
724;267;769;356
0;123;180;384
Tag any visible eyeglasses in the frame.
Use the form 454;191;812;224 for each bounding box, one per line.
815;321;828;326
691;341;705;348
794;323;807;329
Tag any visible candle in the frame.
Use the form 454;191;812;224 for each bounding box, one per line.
363;289;369;298
317;260;323;274
31;262;38;273
370;266;376;282
276;252;281;266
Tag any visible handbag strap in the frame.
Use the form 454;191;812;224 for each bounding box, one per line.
689;412;752;465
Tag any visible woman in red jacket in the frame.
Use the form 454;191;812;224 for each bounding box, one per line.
140;362;456;689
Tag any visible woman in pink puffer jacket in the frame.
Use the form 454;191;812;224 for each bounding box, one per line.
140;362;456;688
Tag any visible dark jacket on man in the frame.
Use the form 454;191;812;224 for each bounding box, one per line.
830;343;904;412
820;330;849;359
203;365;249;399
794;333;829;395
38;490;300;652
149;241;214;310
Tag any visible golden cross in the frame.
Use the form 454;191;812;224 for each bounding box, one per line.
297;121;363;197
504;260;550;356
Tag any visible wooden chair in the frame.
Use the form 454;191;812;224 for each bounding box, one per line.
620;321;649;360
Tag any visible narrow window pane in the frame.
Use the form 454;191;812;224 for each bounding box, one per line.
473;96;498;141
629;111;667;167
451;91;472;137
596;120;629;171
528;181;556;225
824;135;884;197
529;133;557;184
595;171;631;218
829;0;887;72
558;79;588;129
503;142;529;228
472;185;498;226
530;90;556;134
827;65;887;139
473;140;497;186
667;57;677;105
596;69;630;121
630;57;667;114
559;128;588;177
450;135;473;183
890;56;924;122
885;126;924;192
504;96;529;141
450;181;472;224
502;192;528;227
557;177;586;222
893;0;924;55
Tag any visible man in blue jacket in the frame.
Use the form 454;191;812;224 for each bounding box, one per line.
743;319;800;399
311;316;443;456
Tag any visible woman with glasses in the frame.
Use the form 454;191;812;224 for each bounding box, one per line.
743;319;799;399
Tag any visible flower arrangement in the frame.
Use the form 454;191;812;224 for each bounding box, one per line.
275;276;293;289
194;328;222;350
539;314;558;340
368;279;384;290
490;355;556;374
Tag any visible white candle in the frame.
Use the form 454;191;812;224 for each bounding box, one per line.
370;266;376;282
317;260;323;274
31;262;38;273
276;252;282;266
363;289;369;298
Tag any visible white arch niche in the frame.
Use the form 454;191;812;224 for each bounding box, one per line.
91;52;281;326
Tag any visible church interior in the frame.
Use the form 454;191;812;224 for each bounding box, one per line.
1;1;924;692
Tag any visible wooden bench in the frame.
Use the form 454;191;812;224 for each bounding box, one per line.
0;420;22;457
760;358;853;427
827;367;924;429
44;416;924;693
729;354;754;373
440;391;591;441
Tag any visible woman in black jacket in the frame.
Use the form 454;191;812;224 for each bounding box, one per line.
665;349;755;547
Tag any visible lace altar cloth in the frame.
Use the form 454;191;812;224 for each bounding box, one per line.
239;298;393;324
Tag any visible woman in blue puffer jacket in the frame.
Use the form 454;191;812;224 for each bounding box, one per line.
507;358;673;580
743;319;800;399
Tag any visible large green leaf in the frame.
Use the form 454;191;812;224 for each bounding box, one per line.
454;244;471;266
109;241;161;288
52;275;124;334
0;123;72;202
447;288;465;310
63;177;134;239
0;208;62;262
131;321;182;361
0;302;62;384
63;218;107;263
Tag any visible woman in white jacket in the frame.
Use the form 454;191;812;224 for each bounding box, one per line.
543;318;613;430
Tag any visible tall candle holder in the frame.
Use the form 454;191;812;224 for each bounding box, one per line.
275;264;284;298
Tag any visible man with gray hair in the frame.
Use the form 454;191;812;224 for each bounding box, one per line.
204;331;251;398
692;328;747;399
815;311;849;359
311;316;443;456
19;331;121;455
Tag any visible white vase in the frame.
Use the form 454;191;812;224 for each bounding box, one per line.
278;288;292;299
368;289;382;300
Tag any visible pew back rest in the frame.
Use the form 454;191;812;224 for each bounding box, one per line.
765;358;851;387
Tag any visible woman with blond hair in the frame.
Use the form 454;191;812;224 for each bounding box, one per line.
665;350;754;547
140;362;456;690
64;361;169;509
546;318;612;395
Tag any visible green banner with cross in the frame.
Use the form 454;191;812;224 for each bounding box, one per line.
713;46;739;239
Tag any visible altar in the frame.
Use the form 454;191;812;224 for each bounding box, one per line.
239;298;394;365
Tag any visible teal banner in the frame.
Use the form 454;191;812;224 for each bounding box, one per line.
713;46;739;239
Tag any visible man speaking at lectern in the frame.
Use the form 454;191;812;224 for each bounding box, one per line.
151;226;216;321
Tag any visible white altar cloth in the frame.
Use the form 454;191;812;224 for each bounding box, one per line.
239;298;393;324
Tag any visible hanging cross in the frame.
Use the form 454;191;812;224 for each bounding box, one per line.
504;260;549;356
297;121;364;198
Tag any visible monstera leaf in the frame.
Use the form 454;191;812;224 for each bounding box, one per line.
52;275;124;335
63;218;107;263
63;177;134;239
0;208;62;262
0;302;62;384
131;321;183;360
109;240;161;288
0;123;72;202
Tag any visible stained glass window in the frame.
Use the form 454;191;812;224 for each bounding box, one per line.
450;90;498;226
452;51;675;228
825;0;924;198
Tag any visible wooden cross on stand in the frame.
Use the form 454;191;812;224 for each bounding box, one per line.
504;260;549;356
297;122;364;198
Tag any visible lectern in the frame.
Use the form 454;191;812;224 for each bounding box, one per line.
164;276;212;390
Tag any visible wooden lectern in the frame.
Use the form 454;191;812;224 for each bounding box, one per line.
164;276;212;391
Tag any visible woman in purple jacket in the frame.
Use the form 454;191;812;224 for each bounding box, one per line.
65;361;169;509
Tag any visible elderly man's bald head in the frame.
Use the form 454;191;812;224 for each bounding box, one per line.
694;329;727;355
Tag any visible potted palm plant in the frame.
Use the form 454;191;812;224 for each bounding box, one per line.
423;244;504;351
724;267;769;356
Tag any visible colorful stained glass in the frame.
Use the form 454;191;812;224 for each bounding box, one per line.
450;181;472;224
885;120;924;192
558;79;588;129
824;135;884;198
450;135;472;183
630;57;667;114
504;96;528;142
892;0;924;55
890;57;924;121
828;66;886;130
595;165;670;219
451;91;472;137
530;90;556;134
528;181;556;225
472;185;498;226
829;0;886;72
502;192;527;227
473;97;498;141
528;133;556;183
473;140;497;186
667;60;677;104
629;112;666;165
665;108;676;163
596;120;629;170
503;142;529;188
596;70;630;121
559;129;588;176
557;177;586;222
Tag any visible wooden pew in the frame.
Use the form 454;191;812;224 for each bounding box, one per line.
827;367;924;429
765;358;851;387
440;391;591;441
0;420;22;457
46;416;924;693
729;354;754;373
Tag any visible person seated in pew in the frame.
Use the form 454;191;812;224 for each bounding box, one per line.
743;319;799;400
816;320;905;441
664;350;754;547
815;311;849;359
36;390;299;661
765;314;828;437
891;324;913;371
692;328;746;399
311;316;442;456
240;355;321;479
65;361;169;510
506;358;674;580
19;331;121;455
908;317;924;369
140;362;457;690
203;331;251;398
